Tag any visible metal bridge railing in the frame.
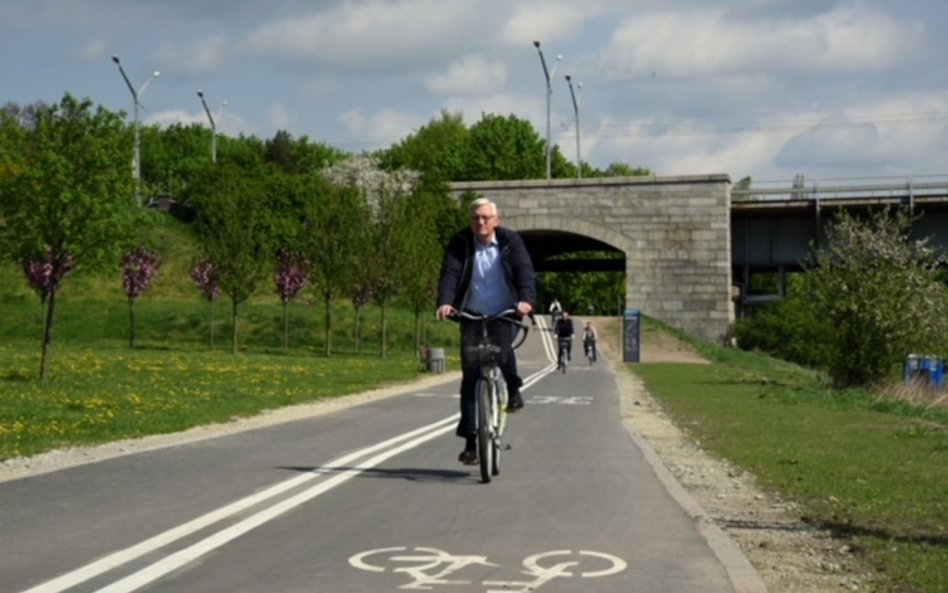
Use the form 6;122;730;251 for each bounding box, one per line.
731;174;948;203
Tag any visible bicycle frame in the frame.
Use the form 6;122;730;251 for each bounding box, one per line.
452;309;528;483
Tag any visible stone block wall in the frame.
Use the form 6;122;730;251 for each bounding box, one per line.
451;175;734;343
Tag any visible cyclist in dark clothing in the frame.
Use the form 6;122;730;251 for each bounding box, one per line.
554;311;575;366
436;198;536;465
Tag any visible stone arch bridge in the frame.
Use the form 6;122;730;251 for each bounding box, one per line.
450;175;733;343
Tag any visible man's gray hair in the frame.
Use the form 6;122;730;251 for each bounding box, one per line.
468;197;499;217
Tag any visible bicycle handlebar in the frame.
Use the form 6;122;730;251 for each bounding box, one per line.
447;308;530;351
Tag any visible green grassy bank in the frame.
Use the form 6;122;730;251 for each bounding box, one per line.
623;319;948;593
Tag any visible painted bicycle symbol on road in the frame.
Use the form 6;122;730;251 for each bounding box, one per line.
349;546;627;591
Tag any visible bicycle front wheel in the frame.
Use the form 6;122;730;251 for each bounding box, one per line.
477;379;493;483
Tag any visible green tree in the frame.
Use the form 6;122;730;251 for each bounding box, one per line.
265;130;347;175
801;208;948;386
380;110;470;182
464;113;545;180
300;176;370;356
394;178;445;351
596;162;652;177
186;161;277;354
140;123;212;198
0;95;138;380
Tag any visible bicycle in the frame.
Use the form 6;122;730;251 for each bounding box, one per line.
453;309;528;483
584;339;596;366
557;338;571;374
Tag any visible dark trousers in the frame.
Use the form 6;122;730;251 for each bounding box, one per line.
456;324;522;438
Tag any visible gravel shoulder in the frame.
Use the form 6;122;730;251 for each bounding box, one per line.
1;321;869;592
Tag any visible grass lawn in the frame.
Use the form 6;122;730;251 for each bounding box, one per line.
623;319;948;593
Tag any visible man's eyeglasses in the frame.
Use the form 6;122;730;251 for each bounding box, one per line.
470;215;496;222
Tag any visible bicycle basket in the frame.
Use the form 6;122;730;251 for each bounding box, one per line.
461;318;512;367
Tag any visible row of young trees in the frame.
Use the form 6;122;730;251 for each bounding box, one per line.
0;94;468;380
1;93;648;381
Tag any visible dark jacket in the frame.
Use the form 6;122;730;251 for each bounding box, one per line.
437;226;536;312
555;318;575;339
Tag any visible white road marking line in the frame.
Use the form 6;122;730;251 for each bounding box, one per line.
19;415;458;593
93;423;457;593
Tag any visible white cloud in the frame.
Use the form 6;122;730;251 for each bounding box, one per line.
499;2;594;46
268;103;295;131
144;109;203;128
244;0;484;66
339;108;427;149
597;5;924;80
151;36;228;79
301;77;342;99
425;56;508;95
442;92;544;127
76;39;106;60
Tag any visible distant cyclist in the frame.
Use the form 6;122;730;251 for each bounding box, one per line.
435;198;536;465
582;321;598;363
554;311;575;365
549;298;562;327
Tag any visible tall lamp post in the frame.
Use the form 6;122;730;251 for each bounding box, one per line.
565;74;583;179
533;40;562;181
112;55;159;206
196;90;227;163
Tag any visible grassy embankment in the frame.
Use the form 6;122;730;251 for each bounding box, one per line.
601;317;948;593
0;212;458;460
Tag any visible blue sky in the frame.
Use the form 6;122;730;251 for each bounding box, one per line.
3;0;948;184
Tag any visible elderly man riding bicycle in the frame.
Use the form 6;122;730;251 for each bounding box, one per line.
435;198;536;465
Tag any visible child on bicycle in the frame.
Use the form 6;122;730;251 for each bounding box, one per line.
582;321;598;363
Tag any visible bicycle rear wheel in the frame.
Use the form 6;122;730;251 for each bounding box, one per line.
477;379;493;483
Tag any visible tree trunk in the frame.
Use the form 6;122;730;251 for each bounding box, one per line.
354;305;362;353
40;287;57;382
128;297;136;348
231;292;239;355
282;300;289;351
209;298;215;349
40;294;48;344
380;302;387;359
324;293;332;357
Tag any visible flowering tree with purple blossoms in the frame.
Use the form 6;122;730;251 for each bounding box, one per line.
23;249;74;341
122;246;160;348
0;95;137;381
274;250;308;350
191;259;220;349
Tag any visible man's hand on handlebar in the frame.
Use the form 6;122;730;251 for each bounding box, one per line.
436;304;456;321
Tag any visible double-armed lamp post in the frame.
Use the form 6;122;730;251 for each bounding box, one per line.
533;40;562;181
565;74;583;179
111;55;159;206
196;90;227;163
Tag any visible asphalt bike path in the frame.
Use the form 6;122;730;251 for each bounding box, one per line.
0;319;756;593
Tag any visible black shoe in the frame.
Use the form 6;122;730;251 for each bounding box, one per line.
506;394;524;412
458;449;477;465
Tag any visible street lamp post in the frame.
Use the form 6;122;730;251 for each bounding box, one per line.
111;55;159;206
533;40;562;181
565;74;583;179
196;90;227;163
